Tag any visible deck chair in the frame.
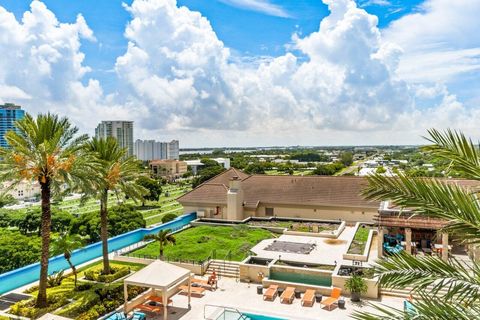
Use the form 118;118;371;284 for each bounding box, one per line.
263;285;278;301
321;287;342;311
179;285;206;296
301;289;315;307
280;287;295;304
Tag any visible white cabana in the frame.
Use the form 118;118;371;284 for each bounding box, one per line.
123;260;192;320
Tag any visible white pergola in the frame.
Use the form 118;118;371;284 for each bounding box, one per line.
123;260;191;320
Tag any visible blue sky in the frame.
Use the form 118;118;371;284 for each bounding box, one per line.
0;0;423;92
0;0;478;147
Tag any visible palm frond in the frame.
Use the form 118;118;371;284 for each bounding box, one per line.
373;252;480;305
362;173;480;243
423;129;480;179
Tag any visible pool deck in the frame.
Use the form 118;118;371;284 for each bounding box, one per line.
250;226;358;266
148;277;404;320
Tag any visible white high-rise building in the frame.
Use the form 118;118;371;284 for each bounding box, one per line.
95;121;134;156
134;139;179;161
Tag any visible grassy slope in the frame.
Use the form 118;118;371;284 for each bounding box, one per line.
132;226;275;262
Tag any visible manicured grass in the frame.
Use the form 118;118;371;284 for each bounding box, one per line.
131;225;275;262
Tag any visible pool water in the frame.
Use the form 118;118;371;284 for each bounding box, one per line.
218;310;286;320
269;270;332;287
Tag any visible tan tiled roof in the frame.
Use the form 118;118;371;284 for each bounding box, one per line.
178;168;380;209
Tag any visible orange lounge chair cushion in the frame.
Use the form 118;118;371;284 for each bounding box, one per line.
179;285;206;294
263;285;278;300
302;289;315;304
281;287;295;302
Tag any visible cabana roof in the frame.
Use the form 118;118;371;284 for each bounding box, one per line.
124;260;191;289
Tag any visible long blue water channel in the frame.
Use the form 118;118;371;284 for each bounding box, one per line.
0;212;197;295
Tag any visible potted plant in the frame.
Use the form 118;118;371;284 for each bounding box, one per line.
345;275;368;302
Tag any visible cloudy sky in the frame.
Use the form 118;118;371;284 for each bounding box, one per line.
0;0;479;147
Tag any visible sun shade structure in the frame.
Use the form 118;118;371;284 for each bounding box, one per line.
123;260;192;319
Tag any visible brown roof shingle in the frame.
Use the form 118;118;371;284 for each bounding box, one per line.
178;168;380;209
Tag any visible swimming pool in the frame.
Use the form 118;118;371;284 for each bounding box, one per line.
0;212;196;295
217;310;286;320
269;270;332;287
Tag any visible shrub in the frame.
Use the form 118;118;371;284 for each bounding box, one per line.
161;213;177;223
74;282;93;291
84;267;130;283
47;270;65;287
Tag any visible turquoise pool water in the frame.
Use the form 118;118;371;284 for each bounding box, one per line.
0;212;196;295
269;270;332;287
217;310;286;320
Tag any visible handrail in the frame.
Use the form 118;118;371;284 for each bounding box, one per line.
203;304;248;320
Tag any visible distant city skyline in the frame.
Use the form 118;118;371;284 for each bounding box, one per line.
0;0;478;147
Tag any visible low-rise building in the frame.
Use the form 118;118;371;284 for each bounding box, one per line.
185;158;231;175
149;160;187;179
178;168;379;222
1;180;40;200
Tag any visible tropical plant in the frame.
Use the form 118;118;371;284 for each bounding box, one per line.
86;137;147;274
50;233;83;287
0;113;96;307
144;229;176;258
46;270;65;288
353;129;480;319
345;275;368;302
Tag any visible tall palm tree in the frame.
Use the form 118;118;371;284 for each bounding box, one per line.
50;233;83;287
86;137;146;274
353;129;480;319
0;113;96;308
144;229;176;259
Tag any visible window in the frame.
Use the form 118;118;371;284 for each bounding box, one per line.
265;207;274;216
17;190;24;197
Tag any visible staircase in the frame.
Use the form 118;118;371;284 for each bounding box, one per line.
205;260;240;279
381;285;450;299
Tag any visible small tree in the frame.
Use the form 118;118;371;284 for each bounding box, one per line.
144;229;176;259
136;176;162;205
50;233;83;287
345;275;368;302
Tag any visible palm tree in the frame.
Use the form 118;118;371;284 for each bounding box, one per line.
0;113;96;308
353;129;480;319
50;233;83;287
144;229;176;259
86;137;146;274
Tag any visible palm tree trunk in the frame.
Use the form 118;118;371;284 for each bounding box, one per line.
100;189;110;274
159;242;163;260
36;180;51;308
67;258;77;287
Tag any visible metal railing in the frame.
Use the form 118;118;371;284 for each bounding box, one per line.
204;304;248;320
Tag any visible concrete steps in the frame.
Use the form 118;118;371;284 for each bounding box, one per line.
206;260;240;279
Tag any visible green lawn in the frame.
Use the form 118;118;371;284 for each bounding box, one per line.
131;225;275;262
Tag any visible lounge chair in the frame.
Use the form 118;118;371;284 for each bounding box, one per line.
192;277;217;290
280;287;295;304
130;312;146;320
263;285;278;301
301;289;315;307
147;296;173;306
179;285;206;296
321;287;342;311
135;304;162;313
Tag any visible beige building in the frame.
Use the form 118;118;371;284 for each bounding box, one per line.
150;160;188;179
177;168;380;223
1;180;40;200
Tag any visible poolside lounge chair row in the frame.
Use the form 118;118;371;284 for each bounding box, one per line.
263;285;342;311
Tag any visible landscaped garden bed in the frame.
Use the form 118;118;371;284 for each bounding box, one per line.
9;261;146;320
130;225;275;262
346;224;372;254
247;219;338;233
